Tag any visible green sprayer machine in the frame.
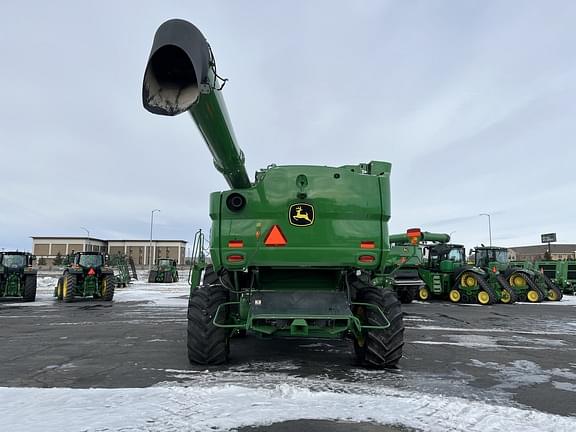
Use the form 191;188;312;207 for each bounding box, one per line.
142;19;404;367
55;252;115;302
0;251;37;301
148;258;179;283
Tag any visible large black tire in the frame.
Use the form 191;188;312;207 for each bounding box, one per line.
540;273;563;301
187;283;230;365
174;271;179;282
523;273;545;303
101;274;115;301
63;273;76;303
55;277;64;299
352;280;404;369
148;271;157;283
22;275;37;302
496;274;517;304
163;272;173;283
395;286;415;304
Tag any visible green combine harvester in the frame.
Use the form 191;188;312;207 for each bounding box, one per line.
534;260;576;295
148;258;179;283
55;251;115;302
0;251;37;301
380;230;428;304
142;19;404;368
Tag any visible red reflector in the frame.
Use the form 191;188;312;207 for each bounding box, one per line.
359;255;375;263
264;225;287;246
227;255;244;262
361;241;376;249
87;267;96;276
492;266;497;273
228;240;244;248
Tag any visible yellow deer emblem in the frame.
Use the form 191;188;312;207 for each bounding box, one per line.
289;203;314;226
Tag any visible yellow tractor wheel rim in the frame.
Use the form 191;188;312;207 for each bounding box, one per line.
419;287;429;300
462;275;476;288
527;290;540;302
449;289;461;302
478;291;490;305
63;279;68;297
510;275;526;287
501;290;511;304
547;290;559;301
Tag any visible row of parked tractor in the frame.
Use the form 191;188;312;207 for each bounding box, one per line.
386;230;572;306
0;250;180;303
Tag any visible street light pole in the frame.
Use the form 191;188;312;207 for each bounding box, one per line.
479;213;492;246
80;226;90;251
149;209;160;271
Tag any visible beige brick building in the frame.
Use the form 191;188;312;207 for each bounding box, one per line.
32;237;186;266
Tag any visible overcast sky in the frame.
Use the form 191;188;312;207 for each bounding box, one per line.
1;0;575;253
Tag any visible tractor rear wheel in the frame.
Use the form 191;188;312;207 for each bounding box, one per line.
352;281;404;369
163;272;173;283
101;275;115;301
55;277;64;299
148;271;157;283
22;275;37;302
187;282;230;365
63;273;76;303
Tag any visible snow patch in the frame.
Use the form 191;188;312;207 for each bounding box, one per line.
1;384;575;432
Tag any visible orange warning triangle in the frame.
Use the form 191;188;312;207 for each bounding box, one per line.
264;225;287;246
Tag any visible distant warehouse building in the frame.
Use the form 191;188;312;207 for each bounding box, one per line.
31;237;187;266
507;244;576;262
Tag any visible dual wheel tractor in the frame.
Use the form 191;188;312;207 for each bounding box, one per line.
148;258;179;283
54;252;115;302
142;19;404;368
0;252;37;302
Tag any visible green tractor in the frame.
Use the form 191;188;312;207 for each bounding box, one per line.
534;260;575;295
417;241;503;305
55;251;115;302
0;251;37;301
148;258;179;283
473;247;552;303
508;258;563;302
142;19;404;368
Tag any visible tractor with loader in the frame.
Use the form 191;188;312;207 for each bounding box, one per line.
0;251;37;301
55;251;115;302
142;19;404;368
148;258;179;283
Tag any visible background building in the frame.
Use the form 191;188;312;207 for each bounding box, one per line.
507;244;576;262
32;237;187;266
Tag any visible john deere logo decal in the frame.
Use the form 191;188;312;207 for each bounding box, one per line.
289;203;314;227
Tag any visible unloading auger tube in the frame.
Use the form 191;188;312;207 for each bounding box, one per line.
142;19;250;189
389;231;451;245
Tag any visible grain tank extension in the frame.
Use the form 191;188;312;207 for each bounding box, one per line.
142;19;404;367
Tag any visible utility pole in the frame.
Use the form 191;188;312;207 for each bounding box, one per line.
479;213;492;247
149;209;160;271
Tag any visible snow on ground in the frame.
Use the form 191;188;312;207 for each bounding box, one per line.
1;376;576;432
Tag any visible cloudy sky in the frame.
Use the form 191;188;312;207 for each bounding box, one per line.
1;0;575;253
